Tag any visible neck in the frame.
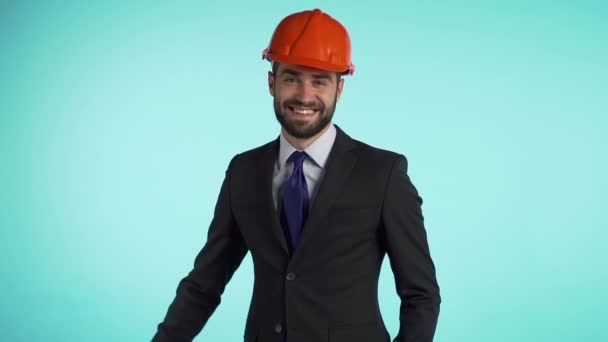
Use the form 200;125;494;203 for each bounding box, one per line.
282;124;331;150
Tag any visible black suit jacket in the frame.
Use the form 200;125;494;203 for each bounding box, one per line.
153;125;441;342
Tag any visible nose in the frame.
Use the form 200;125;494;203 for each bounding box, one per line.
294;81;315;103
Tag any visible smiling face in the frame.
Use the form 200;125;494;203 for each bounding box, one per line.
269;63;344;144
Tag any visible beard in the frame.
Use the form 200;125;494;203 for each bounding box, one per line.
274;93;337;139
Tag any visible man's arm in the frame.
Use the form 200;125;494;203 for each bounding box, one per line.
153;157;248;341
381;155;441;342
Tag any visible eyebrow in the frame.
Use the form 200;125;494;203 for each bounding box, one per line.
281;68;333;81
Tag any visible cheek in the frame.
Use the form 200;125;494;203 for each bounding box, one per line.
273;93;289;108
319;91;337;107
276;88;296;103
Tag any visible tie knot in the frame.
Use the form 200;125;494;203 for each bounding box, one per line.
288;151;308;168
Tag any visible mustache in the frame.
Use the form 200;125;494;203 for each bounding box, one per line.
283;99;324;111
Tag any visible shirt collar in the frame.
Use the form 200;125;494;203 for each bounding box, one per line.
278;123;337;170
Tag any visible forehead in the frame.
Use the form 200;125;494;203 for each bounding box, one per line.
276;63;335;77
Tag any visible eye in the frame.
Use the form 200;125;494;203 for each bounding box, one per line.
313;80;327;87
284;77;296;84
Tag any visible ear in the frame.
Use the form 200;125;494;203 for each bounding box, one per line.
268;71;275;97
336;78;345;101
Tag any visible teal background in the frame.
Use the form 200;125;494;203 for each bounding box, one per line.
1;1;606;341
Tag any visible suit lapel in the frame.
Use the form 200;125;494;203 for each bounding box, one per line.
292;125;357;263
258;137;290;255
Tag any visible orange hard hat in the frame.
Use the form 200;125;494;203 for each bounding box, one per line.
262;8;355;75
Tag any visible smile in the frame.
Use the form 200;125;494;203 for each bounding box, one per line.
288;106;319;116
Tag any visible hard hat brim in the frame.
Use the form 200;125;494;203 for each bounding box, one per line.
263;50;355;76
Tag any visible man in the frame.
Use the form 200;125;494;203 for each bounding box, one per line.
153;8;441;342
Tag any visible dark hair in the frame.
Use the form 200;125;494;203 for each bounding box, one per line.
272;62;342;83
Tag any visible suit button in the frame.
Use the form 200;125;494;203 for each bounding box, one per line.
274;323;282;333
286;272;296;280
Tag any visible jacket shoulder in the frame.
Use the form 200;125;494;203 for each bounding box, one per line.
350;138;406;167
228;138;277;169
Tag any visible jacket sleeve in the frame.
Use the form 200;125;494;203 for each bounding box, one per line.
152;157;248;341
381;154;441;342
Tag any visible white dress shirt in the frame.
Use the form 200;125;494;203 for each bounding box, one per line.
272;123;337;210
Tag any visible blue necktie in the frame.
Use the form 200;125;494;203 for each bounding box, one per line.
281;151;309;250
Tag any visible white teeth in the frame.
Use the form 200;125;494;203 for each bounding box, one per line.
293;108;316;115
